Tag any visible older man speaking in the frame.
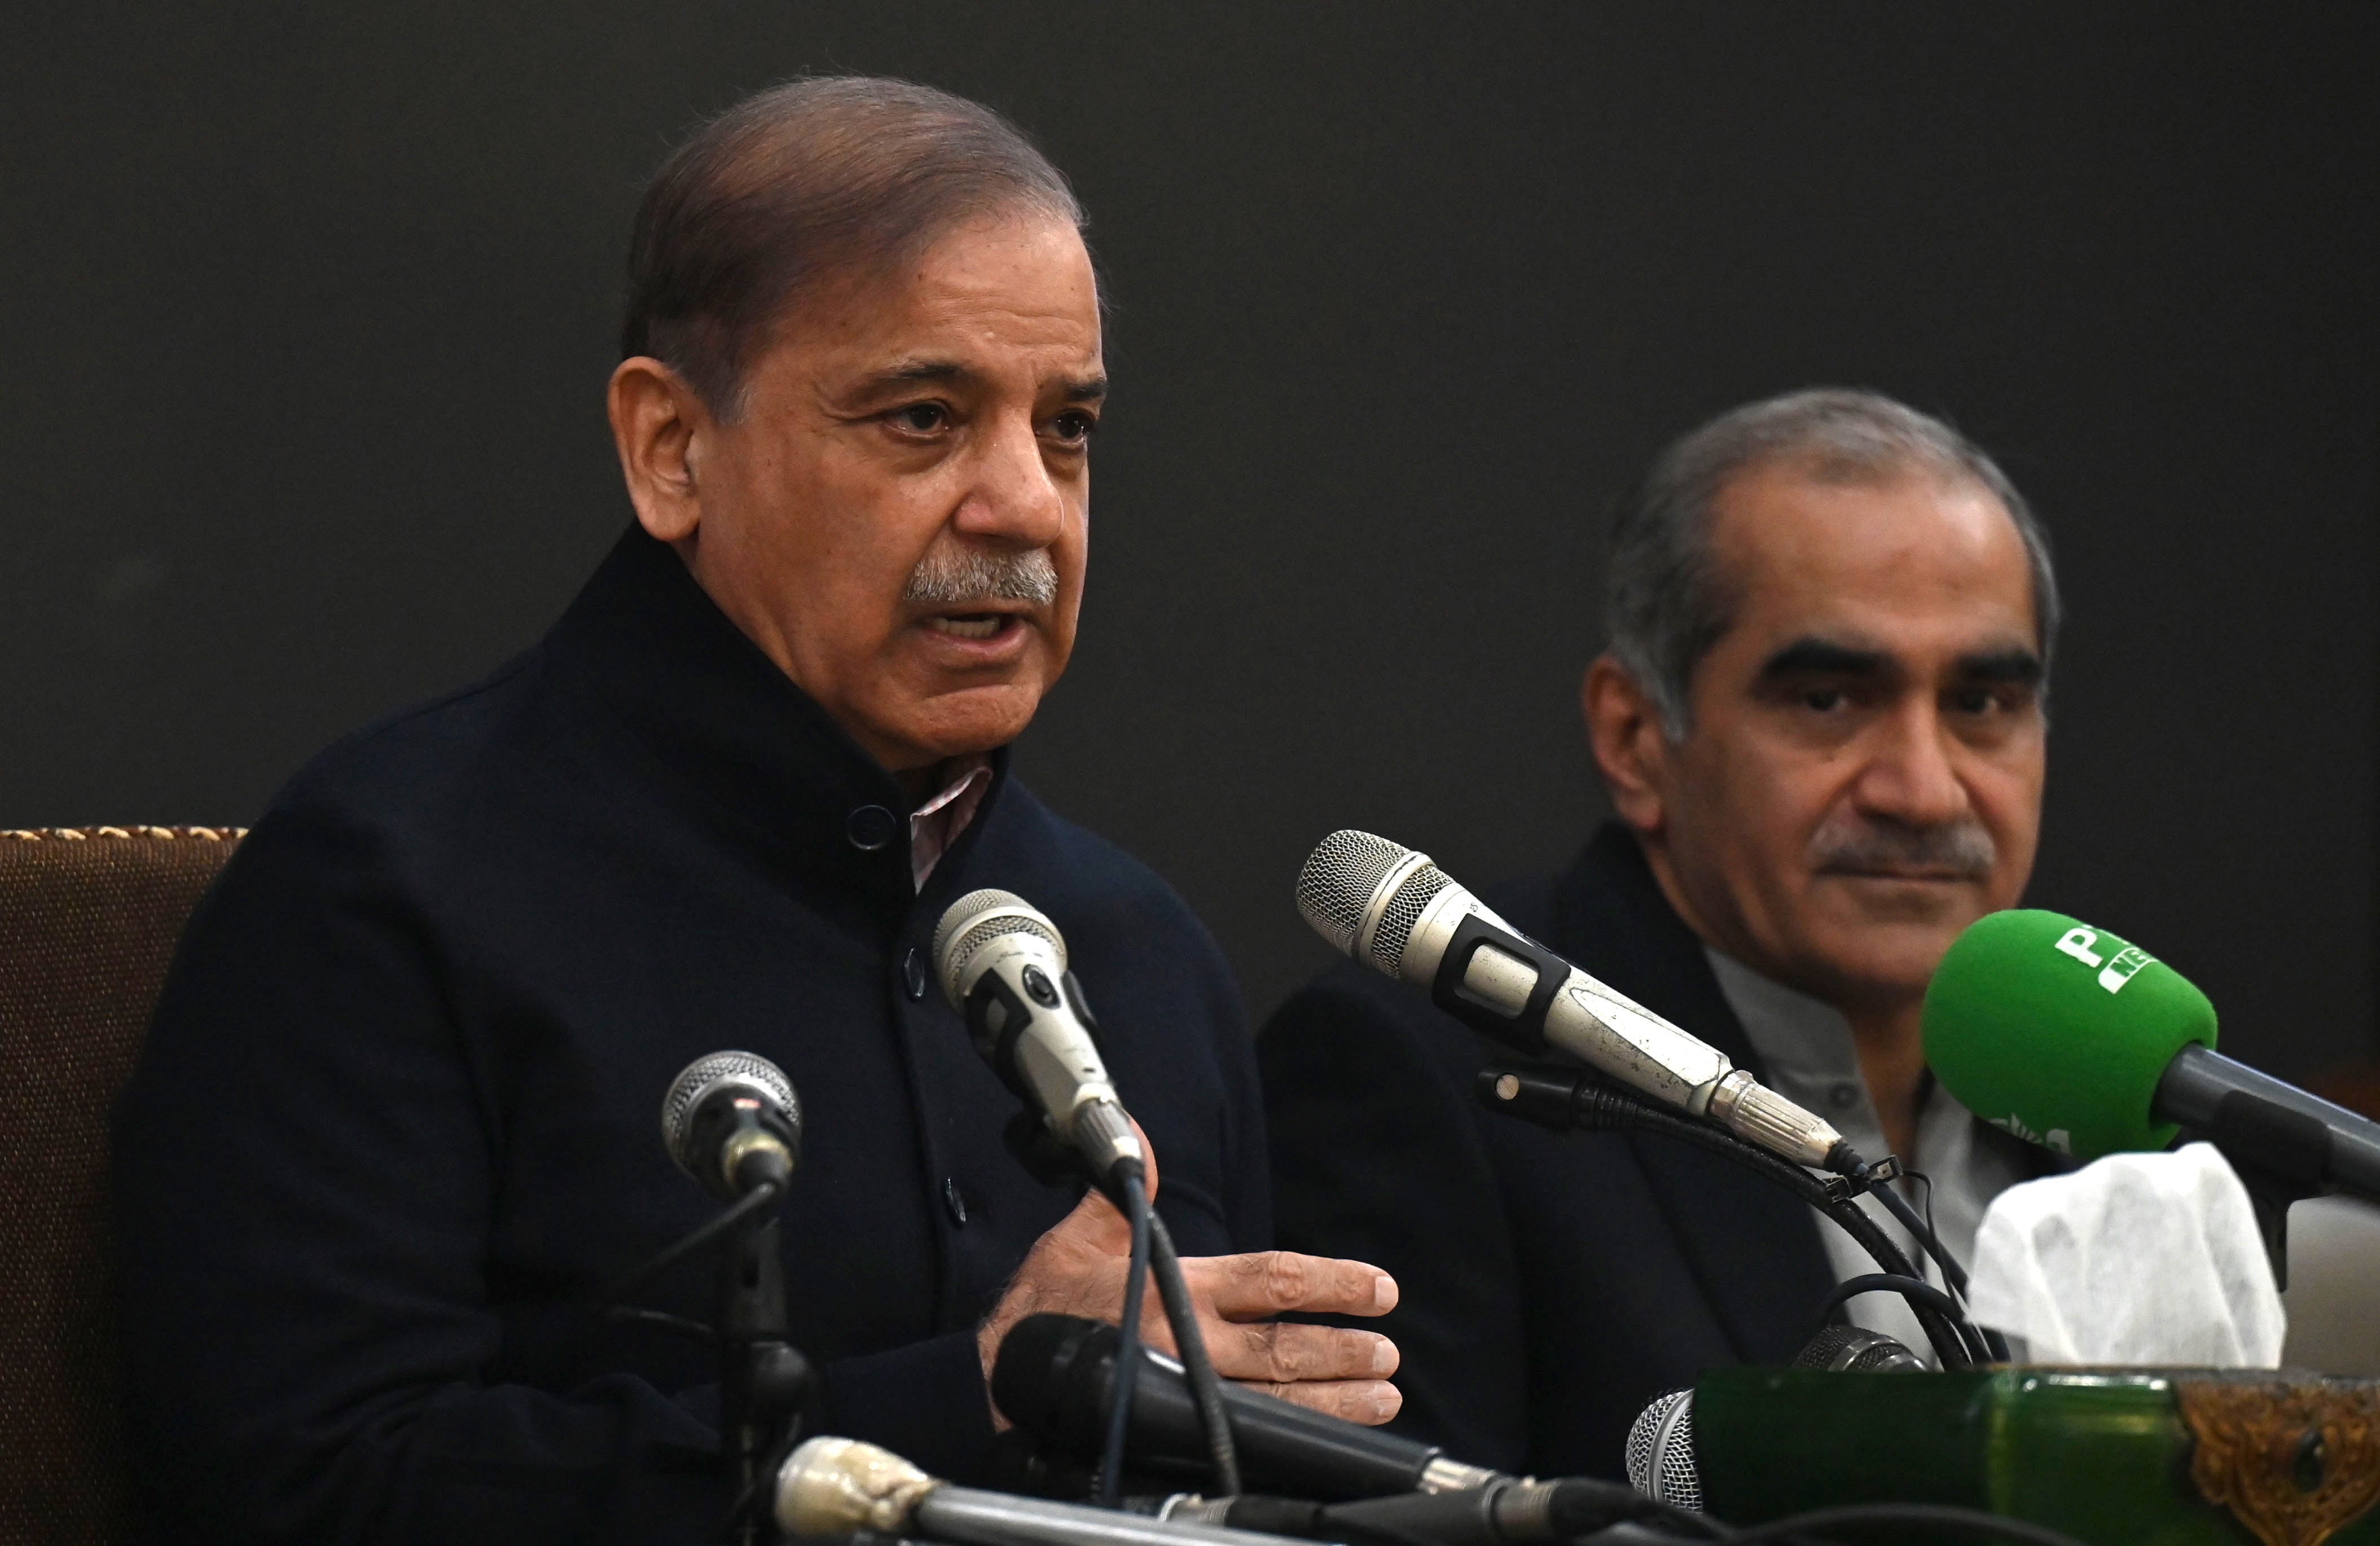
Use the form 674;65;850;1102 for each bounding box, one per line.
1262;389;2062;1479
113;78;1396;1546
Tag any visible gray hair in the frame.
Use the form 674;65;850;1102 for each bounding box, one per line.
1603;388;2060;738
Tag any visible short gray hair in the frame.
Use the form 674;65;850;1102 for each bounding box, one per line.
1603;388;2060;738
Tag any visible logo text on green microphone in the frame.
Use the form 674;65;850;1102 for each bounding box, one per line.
2052;926;2154;995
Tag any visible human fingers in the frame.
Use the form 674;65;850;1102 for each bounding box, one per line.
1203;1319;1400;1385
1196;1250;1399;1321
1235;1377;1404;1427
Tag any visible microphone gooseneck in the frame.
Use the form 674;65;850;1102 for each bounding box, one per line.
1297;830;1852;1172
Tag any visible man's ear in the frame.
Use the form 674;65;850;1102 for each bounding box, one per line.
1583;653;1672;836
608;357;710;543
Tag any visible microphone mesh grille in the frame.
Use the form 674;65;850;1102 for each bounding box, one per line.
1367;863;1453;975
1623;1388;1702;1510
932;889;1066;1007
660;1051;798;1176
1296;830;1415;955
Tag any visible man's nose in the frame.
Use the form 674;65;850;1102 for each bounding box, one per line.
1855;700;1971;826
950;412;1066;549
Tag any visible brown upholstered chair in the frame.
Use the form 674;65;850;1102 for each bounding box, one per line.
1;826;243;1546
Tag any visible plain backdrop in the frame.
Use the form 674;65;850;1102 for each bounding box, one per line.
5;5;2375;1082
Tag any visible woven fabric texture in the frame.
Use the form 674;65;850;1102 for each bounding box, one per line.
0;827;242;1546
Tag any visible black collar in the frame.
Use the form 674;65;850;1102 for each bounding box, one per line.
542;525;1008;912
1552;820;1767;1078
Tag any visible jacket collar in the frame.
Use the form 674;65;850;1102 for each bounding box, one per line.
1549;821;1838;1362
542;525;1009;912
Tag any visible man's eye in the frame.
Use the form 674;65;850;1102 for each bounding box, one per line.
892;403;947;432
1803;689;1845;712
1049;411;1097;443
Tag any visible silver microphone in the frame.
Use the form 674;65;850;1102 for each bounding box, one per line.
659;1051;801;1198
1296;830;1848;1170
777;1435;1303;1546
933;889;1144;1189
1622;1389;1702;1512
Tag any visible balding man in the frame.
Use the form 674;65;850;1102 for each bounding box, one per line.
114;78;1395;1546
1261;389;2065;1479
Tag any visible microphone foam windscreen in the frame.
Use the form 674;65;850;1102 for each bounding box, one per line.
1922;909;2217;1161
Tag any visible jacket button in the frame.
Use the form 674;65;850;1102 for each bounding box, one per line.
903;947;929;1001
942;1177;969;1227
845;805;898;852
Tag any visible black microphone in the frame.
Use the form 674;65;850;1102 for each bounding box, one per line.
993;1314;1502;1501
660;1051;801;1199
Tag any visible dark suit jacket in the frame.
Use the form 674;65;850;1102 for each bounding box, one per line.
112;527;1270;1545
1259;822;1844;1481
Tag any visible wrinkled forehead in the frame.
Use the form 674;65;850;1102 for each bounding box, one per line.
1707;462;2039;658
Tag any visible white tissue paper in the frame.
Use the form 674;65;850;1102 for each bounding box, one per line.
1965;1142;2286;1367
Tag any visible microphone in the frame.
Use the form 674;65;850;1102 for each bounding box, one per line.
1791;1325;1925;1374
660;1051;801;1198
1621;1390;1700;1512
993;1314;1503;1501
1621;1327;1920;1514
1296;831;1853;1171
935;890;1145;1194
1923;909;2380;1199
775;1435;1302;1546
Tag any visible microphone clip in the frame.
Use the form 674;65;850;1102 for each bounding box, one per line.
1823;1153;1904;1204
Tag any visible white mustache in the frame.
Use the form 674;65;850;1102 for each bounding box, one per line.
1810;812;1996;879
901;544;1058;607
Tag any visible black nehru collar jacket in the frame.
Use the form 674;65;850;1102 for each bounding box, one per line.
1259;824;2053;1480
112;526;1270;1546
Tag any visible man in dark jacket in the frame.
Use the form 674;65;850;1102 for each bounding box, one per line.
1261;389;2060;1479
113;78;1397;1546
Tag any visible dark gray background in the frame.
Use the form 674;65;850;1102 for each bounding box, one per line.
6;5;2375;1082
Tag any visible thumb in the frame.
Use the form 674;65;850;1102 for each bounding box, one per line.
1048;1116;1162;1257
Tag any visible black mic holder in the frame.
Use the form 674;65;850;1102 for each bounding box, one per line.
1477;1063;1978;1370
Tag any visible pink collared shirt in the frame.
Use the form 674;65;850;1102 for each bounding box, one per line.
910;755;994;891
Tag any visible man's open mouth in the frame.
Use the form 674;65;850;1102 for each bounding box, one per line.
924;613;1011;640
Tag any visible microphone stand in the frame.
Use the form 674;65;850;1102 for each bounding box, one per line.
719;1204;813;1546
1479;1064;1982;1369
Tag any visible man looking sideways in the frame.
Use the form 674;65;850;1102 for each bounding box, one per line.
115;77;1395;1546
1262;389;2061;1478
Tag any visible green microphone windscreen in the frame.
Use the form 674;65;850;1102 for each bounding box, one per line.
1921;909;2217;1160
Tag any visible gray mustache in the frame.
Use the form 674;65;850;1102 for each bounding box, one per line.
1811;815;1996;879
902;544;1059;608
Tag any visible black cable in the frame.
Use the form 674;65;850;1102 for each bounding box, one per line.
589;1179;783;1314
1815;1274;1990;1367
1145;1213;1242;1495
1551;1082;1975;1369
1097;1171;1155;1507
1716;1501;2094;1546
1855;1168;2010;1362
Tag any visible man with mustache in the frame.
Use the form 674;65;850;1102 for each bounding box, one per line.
112;78;1397;1546
1261;388;2058;1478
